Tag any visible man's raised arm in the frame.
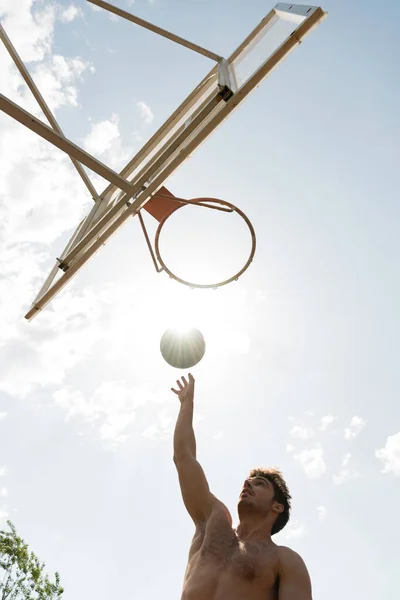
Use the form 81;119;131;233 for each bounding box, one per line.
172;374;213;525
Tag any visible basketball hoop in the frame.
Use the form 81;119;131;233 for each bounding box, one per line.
139;190;256;289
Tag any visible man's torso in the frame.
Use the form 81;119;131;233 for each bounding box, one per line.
181;502;280;600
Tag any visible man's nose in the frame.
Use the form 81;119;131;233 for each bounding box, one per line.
244;479;251;489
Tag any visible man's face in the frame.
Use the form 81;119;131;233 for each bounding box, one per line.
238;476;275;513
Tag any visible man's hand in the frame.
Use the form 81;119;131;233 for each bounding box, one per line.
171;374;195;404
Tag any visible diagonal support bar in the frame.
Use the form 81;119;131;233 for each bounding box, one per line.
0;24;99;201
0;94;134;194
87;0;223;62
59;94;223;267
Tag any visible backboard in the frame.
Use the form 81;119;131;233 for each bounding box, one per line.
0;2;327;320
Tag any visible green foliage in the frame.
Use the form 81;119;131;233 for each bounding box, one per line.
0;521;63;600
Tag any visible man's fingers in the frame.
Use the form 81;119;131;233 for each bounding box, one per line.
172;375;194;395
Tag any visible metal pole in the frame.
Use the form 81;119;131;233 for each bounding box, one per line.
87;0;222;62
0;94;134;194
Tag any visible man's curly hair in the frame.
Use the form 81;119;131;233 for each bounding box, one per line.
249;468;291;535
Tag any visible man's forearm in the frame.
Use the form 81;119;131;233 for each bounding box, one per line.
173;400;196;459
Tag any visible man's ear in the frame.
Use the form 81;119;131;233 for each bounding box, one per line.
272;502;284;514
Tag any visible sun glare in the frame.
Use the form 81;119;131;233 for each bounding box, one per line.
125;270;249;366
141;274;244;338
167;323;194;336
158;287;215;337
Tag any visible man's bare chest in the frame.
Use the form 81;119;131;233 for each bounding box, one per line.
189;519;279;587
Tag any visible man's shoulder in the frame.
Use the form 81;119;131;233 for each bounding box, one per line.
209;494;233;523
275;544;312;597
276;545;308;572
193;495;232;537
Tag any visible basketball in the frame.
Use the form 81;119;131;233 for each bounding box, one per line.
160;327;206;369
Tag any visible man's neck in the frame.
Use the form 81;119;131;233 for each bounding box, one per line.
235;514;273;542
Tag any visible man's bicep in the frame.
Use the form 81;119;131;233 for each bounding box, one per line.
278;548;312;600
174;453;213;524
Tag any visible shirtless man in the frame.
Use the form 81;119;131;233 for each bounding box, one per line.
172;374;312;600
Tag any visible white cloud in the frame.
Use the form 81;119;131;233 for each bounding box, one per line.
54;388;97;422
342;453;351;467
344;416;366;440
83;114;120;156
82;114;134;170
0;0;57;63
0;412;7;421
317;505;327;520
0;290;108;397
59;4;82;23
53;381;148;446
142;423;161;441
295;447;327;479
283;521;307;540
319;414;336;431
333;468;358;486
53;375;166;447
137;100;154;124
290;424;314;440
142;408;174;441
26;55;92;112
286;443;295;454
376;432;400;476
93;382;138;444
0;488;8;498
0;467;7;477
213;430;223;440
255;290;267;302
333;453;358;485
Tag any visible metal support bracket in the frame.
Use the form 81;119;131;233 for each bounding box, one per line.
217;58;236;101
137;211;164;273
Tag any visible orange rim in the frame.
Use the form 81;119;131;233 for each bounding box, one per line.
154;198;256;289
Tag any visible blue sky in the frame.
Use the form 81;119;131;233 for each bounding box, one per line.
0;1;399;599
